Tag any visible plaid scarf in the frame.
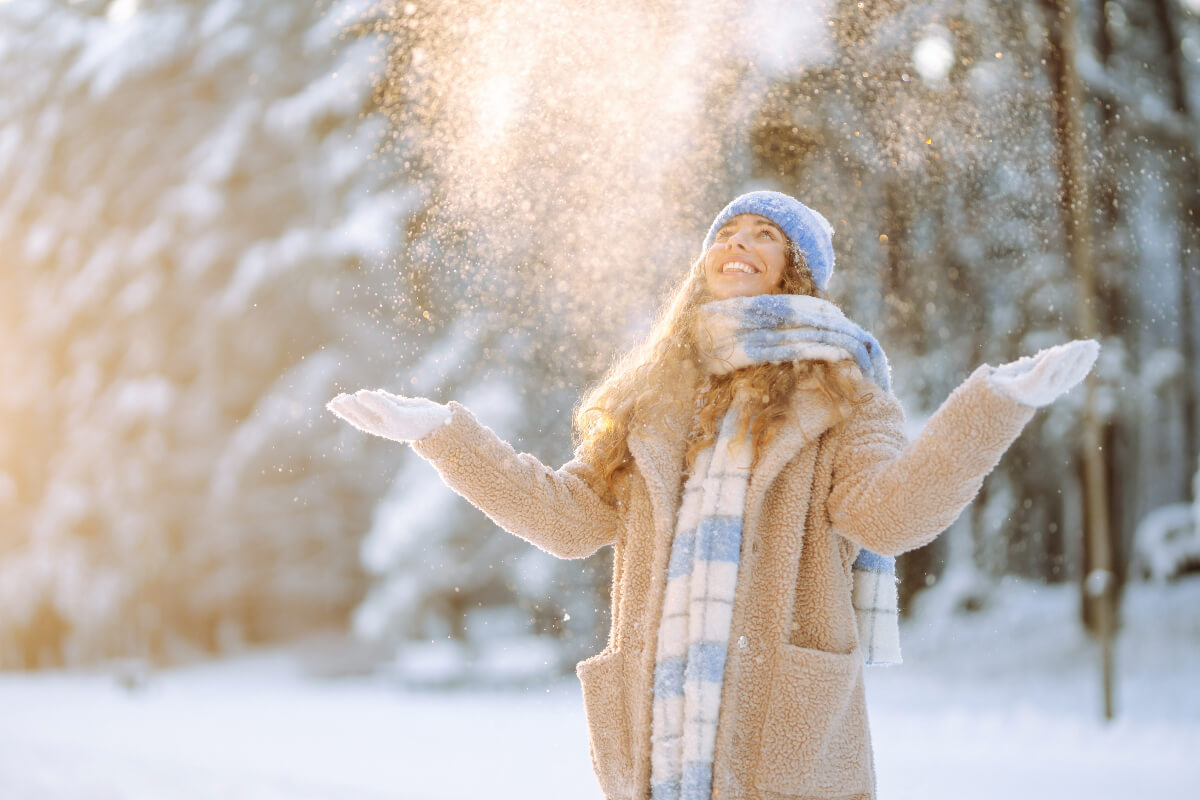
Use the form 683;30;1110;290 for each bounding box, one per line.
648;294;900;800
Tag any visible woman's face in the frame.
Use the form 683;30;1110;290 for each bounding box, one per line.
702;213;789;300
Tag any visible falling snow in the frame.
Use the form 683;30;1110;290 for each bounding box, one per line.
0;1;1196;794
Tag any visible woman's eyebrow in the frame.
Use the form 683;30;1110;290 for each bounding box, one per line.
717;218;783;235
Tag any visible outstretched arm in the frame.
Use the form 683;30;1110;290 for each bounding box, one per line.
328;391;619;560
827;340;1098;557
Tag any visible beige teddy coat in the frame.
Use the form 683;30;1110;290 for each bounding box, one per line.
412;363;1035;800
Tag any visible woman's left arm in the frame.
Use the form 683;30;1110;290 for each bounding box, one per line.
826;340;1098;557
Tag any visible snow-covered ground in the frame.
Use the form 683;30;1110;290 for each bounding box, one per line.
1;576;1195;800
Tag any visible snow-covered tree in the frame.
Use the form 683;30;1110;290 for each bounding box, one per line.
0;0;416;667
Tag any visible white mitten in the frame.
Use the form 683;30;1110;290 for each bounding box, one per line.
987;339;1100;408
326;389;451;443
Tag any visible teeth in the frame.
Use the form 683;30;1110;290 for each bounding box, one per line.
722;261;757;274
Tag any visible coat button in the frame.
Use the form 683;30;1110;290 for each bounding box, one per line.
737;635;748;650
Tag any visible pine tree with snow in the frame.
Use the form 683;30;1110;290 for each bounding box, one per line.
0;0;417;666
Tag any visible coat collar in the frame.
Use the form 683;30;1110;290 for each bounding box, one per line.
627;370;850;540
626;387;691;541
743;382;843;534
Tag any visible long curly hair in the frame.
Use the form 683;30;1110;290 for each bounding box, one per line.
572;238;872;503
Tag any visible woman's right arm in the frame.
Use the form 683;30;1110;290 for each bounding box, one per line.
406;401;619;559
825;367;1034;557
825;339;1097;557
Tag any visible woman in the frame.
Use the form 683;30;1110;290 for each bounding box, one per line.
328;190;1098;800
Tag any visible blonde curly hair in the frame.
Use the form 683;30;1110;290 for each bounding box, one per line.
573;239;872;503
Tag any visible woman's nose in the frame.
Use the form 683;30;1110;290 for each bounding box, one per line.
727;231;751;249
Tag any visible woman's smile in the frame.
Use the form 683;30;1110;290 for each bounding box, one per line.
719;259;760;274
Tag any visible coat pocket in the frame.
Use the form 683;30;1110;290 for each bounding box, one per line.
753;642;872;798
576;649;635;799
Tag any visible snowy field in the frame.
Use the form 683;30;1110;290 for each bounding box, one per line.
1;576;1196;800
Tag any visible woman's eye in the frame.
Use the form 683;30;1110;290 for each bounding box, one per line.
758;230;775;239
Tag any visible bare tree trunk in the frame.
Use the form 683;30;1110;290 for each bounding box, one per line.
1149;0;1200;489
1043;0;1118;721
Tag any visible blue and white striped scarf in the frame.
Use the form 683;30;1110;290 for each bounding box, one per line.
649;293;900;800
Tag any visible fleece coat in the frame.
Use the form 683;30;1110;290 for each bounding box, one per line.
411;362;1036;800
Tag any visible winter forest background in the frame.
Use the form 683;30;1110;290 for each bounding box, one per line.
1;0;1198;701
1;1;1197;796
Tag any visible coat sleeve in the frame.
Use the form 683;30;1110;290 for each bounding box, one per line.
826;364;1037;557
410;400;619;559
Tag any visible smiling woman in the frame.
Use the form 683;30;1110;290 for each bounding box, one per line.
327;189;1098;800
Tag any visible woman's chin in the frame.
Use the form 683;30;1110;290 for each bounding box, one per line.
708;285;769;300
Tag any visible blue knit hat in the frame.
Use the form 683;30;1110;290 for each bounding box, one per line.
701;190;836;290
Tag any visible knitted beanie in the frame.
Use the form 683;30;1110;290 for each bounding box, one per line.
701;190;836;290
